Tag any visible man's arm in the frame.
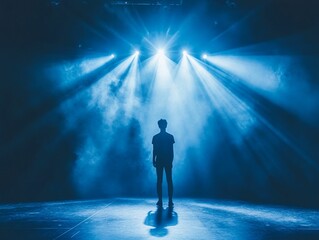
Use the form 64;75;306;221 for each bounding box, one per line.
172;135;175;161
152;145;156;167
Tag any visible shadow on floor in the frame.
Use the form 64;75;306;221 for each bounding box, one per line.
144;207;178;237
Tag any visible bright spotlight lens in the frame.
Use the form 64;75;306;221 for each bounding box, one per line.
111;54;115;58
135;50;140;55
202;54;207;59
183;50;188;56
157;49;165;56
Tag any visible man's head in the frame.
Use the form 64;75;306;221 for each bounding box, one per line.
158;119;167;131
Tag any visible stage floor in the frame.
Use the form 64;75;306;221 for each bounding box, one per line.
0;198;318;239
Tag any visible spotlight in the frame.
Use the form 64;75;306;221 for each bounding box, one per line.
134;50;140;56
111;54;115;58
157;48;165;56
202;54;207;60
182;50;188;56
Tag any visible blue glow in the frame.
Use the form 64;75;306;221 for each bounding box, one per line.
45;54;114;90
205;55;281;91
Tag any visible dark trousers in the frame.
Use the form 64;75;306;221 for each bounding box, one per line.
156;165;173;202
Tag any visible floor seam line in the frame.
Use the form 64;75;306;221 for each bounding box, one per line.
52;200;114;240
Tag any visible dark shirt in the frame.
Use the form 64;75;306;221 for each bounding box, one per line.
152;132;175;166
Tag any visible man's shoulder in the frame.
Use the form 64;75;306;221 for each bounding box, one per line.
165;132;175;143
152;133;160;143
166;132;174;138
153;133;161;138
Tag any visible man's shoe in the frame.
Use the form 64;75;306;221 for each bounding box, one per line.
168;201;174;209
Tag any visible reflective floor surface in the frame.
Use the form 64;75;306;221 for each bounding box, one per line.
0;198;319;239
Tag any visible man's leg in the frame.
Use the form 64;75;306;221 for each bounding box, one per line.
165;166;173;207
156;166;164;206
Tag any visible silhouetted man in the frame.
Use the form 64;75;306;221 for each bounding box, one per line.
152;119;175;208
